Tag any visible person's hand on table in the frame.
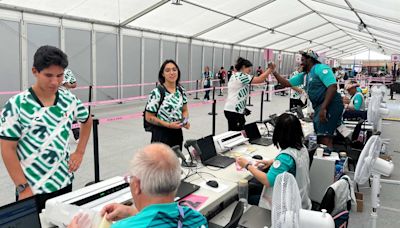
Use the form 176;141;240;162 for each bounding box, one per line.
236;157;250;169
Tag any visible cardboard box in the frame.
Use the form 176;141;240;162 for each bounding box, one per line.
355;192;364;212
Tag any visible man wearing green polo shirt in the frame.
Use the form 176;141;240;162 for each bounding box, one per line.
271;49;344;150
82;143;207;228
0;45;92;210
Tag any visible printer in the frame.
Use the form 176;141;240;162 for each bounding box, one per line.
42;176;132;227
213;131;248;153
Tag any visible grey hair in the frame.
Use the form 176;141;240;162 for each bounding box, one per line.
129;143;181;196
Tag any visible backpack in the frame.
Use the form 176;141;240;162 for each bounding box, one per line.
143;85;184;132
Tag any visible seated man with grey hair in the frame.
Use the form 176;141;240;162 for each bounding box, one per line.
99;143;207;227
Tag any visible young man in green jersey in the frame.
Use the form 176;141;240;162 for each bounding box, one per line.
0;45;92;210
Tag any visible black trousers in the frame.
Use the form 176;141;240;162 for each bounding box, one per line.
204;85;211;100
151;125;184;150
224;111;246;131
16;184;72;211
72;120;80;140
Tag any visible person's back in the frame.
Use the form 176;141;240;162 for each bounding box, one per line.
112;202;207;228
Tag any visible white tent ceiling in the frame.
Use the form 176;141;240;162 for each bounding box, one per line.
0;0;399;59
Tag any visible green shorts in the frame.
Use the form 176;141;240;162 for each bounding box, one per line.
313;100;344;136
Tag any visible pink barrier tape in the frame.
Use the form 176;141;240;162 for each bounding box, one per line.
96;98;222;124
186;87;214;93
0;91;20;95
83;95;147;107
187;100;214;108
268;88;290;93
99;113;143;124
369;83;393;86
73;86;91;90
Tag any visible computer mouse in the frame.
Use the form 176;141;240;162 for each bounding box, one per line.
252;155;263;160
206;180;219;188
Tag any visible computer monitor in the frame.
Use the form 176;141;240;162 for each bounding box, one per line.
197;135;217;162
244;122;261;140
0;196;41;228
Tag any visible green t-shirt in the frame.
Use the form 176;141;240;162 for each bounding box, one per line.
289;64;338;108
224;72;253;114
145;86;187;123
267;153;296;187
352;93;363;110
0;88;89;194
111;203;208;228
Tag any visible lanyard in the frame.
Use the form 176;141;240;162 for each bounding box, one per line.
177;204;185;228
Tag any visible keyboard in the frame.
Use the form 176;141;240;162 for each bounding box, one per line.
250;138;273;146
204;156;235;168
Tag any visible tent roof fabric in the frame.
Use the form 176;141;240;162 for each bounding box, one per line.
0;0;398;59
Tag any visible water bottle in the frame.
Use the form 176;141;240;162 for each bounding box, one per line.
238;179;248;210
308;133;317;151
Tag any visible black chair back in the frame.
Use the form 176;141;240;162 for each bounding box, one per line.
224;201;244;228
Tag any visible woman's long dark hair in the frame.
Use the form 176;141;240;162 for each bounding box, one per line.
235;57;253;71
272;113;304;150
158;59;181;86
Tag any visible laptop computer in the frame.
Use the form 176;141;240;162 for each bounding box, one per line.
175;181;200;201
197;135;235;168
238;205;271;228
295;106;313;122
269;114;278;127
244;122;273;146
0;196;41;228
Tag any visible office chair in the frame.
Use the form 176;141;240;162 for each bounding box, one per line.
224;201;244;228
333;119;365;171
207;201;245;228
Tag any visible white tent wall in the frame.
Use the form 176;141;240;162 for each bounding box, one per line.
191;43;203;81
222;45;232;71
65;28;92;102
214;46;223;73
177;41;190;84
122;35;141;98
0;19;20;105
0;10;274;103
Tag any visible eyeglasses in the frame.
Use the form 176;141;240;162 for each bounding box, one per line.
123;174;134;184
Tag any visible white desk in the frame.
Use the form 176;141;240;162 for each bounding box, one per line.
39;123;314;226
183;176;237;215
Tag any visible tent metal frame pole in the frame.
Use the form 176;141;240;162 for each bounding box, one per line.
297;0;369;56
20;12;28;91
235;11;314;45
191;0;276;38
91;23;97;102
261;23;330;48
311;0;400;24
117;27;123;100
119;0;169;26
336;24;400;46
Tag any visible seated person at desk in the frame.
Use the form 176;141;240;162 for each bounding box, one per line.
342;81;365;111
236;113;311;210
69;143;207;228
342;82;366;120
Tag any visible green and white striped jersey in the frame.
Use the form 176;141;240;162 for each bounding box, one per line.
224;72;253;114
145;86;187;123
0;88;89;194
63;68;77;85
